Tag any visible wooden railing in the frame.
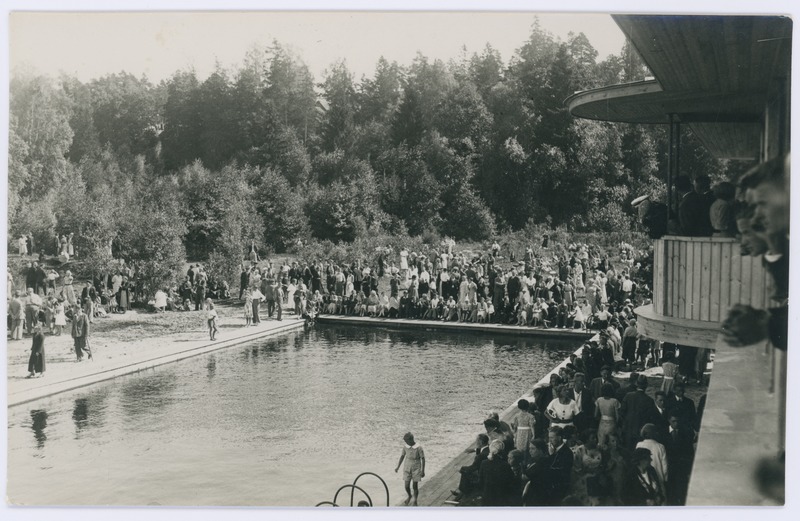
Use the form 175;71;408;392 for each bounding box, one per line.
652;236;774;323
647;236;786;505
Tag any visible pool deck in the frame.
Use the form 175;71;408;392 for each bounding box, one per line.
6;318;306;408
316;315;595;340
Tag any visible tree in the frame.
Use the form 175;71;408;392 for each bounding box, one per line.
194;67;238;169
509;18;559;111
206;165;264;284
7;118;30;219
620;39;650;83
69;185;119;282
254;168;310;252
264;41;318;143
358;57;403;124
89;72;160;161
393;54;454;146
160;70;202;171
469;44;505;100
306;152;383;242
439;184;496;241
61;75;101;163
9;73;74;199
433;81;493;152
567;32;599;91
8;194;57;255
374;145;442;235
320;60;359;152
117;180;187;297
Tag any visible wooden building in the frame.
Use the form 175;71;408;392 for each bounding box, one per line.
566;15;790;505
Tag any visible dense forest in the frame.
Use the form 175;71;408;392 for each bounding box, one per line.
8;20;746;290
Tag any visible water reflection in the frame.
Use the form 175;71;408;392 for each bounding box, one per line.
207;355;216;380
119;372;178;425
30;410;48;449
70;391;108;439
260;340;282;355
72;398;89;432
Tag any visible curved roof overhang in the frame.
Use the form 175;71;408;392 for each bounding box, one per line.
566;80;763;125
565;15;791;160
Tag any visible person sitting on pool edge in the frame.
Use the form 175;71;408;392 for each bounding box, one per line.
395;432;425;506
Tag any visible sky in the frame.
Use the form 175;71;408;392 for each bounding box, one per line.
9;11;627;84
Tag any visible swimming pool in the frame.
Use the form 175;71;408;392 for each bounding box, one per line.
7;325;575;506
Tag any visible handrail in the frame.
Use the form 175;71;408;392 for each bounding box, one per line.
659;235;739;243
333;484;372;507
352;472;390;507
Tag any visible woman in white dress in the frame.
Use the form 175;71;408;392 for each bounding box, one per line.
62;271;77;306
112;272;123;296
399;248;409;279
53;298;67;335
18;235;28;256
286;280;297;312
546;385;580;429
345;273;355;297
597;272;608;304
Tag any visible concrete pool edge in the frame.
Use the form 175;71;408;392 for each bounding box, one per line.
7;319;306;408
316;315;594;340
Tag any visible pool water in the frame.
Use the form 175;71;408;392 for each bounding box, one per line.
7;325;575;506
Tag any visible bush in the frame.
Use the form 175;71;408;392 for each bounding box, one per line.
117;184;187;297
254;167;310;252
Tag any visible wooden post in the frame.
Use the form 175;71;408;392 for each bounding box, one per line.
667;115;682;222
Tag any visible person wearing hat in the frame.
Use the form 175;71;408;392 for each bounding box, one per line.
623;447;666;505
633;194;669;239
395;432;425;506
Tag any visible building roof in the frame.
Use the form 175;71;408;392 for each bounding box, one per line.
565;15;792;159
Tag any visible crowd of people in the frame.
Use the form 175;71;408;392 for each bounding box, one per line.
6;257;234;370
445;356;704;507
273;241;653;335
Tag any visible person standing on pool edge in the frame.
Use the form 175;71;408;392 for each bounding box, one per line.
395;432;425;506
71;304;92;361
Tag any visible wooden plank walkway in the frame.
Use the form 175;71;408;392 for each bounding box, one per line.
315;315;594;340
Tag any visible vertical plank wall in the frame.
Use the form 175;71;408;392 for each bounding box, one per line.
654;237;772;322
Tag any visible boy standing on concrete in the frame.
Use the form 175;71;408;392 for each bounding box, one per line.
395;432;425;506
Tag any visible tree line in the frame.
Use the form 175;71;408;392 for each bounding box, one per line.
8;19;747;291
